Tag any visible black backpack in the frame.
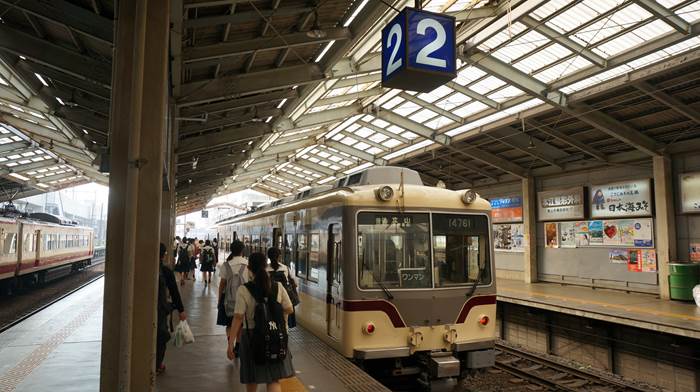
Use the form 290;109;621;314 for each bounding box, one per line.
244;282;288;364
202;248;214;265
177;246;188;265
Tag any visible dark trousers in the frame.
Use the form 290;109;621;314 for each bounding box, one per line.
156;316;170;369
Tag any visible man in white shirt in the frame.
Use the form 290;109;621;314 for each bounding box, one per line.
218;240;250;355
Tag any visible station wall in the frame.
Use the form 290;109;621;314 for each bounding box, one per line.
476;151;700;292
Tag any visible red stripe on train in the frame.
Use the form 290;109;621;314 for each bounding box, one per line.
455;295;497;324
343;300;407;328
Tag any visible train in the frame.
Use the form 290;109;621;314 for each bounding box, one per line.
217;167;497;387
0;203;95;293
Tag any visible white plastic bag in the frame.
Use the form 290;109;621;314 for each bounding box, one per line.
693;285;700;307
173;320;195;347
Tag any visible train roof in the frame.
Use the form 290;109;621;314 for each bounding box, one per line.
217;167;490;225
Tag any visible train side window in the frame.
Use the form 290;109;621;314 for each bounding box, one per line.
261;232;271;253
3;232;17;255
296;233;308;279
308;233;320;282
284;234;294;269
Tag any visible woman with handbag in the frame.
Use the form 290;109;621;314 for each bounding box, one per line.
266;247;300;328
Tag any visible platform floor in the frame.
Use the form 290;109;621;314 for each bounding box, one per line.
497;278;700;339
0;270;389;392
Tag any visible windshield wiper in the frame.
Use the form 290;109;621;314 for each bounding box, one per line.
376;279;394;300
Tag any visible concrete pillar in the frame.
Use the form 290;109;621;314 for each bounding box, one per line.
522;177;538;283
653;155;677;300
100;0;170;391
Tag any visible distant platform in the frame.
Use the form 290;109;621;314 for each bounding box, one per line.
497;278;700;339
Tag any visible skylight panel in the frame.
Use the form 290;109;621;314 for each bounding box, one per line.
488;86;524;102
534;56;592;83
386;125;404;135
401;131;419;140
424;116;454;129
445;0;473;12
418;85;452;103
452;101;489;118
383;140;434;160
532;0;575;20
354;127;374;138
662;36;700;56
584;0;626;15
409;109;438;123
657;0;685;7
455;66;486;85
392;102;420;117
371;118;390;128
344;162;374;175
381;96;404;110
317;150;331;158
632;19;673;41
368;133;388;143
328;155;343;163
610;3;653;27
548;2;600;33
595;30;645;57
502;98;545;115
479;23;527;51
373;89;401;107
340;136;358;146
383;138;403;149
326;86;351;98
678;2;700;22
572;18;625;46
493;31;548;63
331;133;344;141
469;76;507;95
436;92;470;110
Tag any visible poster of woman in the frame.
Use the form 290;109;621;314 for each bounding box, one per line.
545;222;559;248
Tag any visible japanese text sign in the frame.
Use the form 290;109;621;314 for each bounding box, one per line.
490;196;523;223
680;172;700;214
590;179;652;218
537;187;585;221
382;7;456;92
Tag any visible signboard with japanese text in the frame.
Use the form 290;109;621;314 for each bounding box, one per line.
490;196;523;223
537;187;585;221
382;7;456;92
680;172;700;214
590;179;652;218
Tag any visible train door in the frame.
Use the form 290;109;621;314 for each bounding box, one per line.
326;223;342;339
272;228;282;250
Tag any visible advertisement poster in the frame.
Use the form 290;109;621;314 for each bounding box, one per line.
588;220;604;245
680;172;700;214
558;221;576;248
491;196;523;223
575;221;590;246
627;249;642;272
641;250;657;272
603;220;622;246
538;187;585;221
590;179;652;219
609;249;629;264
494;223;525;252
632;219;653;247
691;243;700;262
545;222;559;248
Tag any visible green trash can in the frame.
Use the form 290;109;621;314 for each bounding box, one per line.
668;263;700;301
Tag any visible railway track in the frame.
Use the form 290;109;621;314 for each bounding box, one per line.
494;342;658;392
0;257;105;333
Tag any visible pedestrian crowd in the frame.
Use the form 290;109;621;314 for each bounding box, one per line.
156;236;299;392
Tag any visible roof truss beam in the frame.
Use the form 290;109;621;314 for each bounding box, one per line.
177;123;271;155
372;108;451;145
633;0;690;34
636;81;700;123
439;155;498;181
180;108;281;135
179;89;297;117
398;92;463;123
184;6;314;29
525;119;608;162
313;87;383;108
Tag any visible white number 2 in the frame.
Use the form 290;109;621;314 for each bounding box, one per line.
386;23;403;76
416;18;447;68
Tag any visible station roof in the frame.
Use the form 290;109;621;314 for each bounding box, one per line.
0;1;697;214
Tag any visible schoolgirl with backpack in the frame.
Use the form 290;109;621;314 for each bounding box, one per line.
266;247;300;328
227;252;295;392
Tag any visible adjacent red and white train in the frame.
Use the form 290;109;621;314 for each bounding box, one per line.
0;209;94;289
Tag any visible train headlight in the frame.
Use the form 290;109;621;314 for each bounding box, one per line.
462;189;477;205
362;322;376;335
375;186;394;202
479;315;490;326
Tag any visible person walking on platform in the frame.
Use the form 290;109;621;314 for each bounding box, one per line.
212;237;219;265
266;247;300;328
227;252;294;392
200;240;216;285
157;243;186;375
218;240;249;355
175;237;190;285
187;238;196;281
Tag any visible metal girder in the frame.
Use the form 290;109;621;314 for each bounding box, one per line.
313;87;383;107
19;61;111;99
636;81;700;123
178;157;238;177
293;159;335;177
520;15;606;68
440;155;498;181
271;170;307;186
338;131;387;152
525;119;608;162
454;144;528;178
0;0;113;44
38;170;81;183
356;120;410;144
323;139;385;166
184;6;314;29
372;108;452;145
57;107;108;133
178;163;233;179
489;128;566;169
0;141;30;154
462;49;567;107
0;25;112;87
567;104;661;156
634;0;689;34
415;161;473;186
179;89;297;117
332;73;380;89
276;103;362;133
460;0;547;46
447;7;497;21
178;63;324;106
177;123;271;155
171;0;184;96
445;81;499;109
49;88;110;115
8;158;60;173
398;92;463;123
184;28;351;65
179;108;281;135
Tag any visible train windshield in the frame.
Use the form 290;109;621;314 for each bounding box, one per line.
432;214;491;287
357;212;432;289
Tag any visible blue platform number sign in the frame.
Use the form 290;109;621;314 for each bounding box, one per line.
382;7;456;93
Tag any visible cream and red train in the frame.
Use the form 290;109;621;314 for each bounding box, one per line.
217;167;496;385
0;207;94;290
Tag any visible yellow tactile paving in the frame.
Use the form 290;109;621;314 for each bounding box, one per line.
280;376;308;391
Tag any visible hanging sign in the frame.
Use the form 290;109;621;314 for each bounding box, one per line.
490;196;523;223
590;179;652;218
537;187;585;221
680;172;700;214
382;7;456;92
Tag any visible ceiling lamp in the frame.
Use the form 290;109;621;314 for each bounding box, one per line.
306;11;326;38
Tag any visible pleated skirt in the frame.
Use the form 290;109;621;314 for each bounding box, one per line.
239;331;295;385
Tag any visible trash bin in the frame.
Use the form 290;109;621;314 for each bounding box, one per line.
669;263;700;301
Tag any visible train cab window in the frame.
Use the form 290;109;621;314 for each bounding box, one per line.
432;214;491;288
296;233;308;278
308;233;320;282
3;231;17;255
357;212;431;289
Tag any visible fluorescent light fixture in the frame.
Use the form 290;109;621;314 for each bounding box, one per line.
315;40;335;62
9;172;29;181
19;55;26;60
55;97;65;105
343;0;369;27
82;129;89;135
276;98;288;109
265;116;272;123
34;73;49;87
